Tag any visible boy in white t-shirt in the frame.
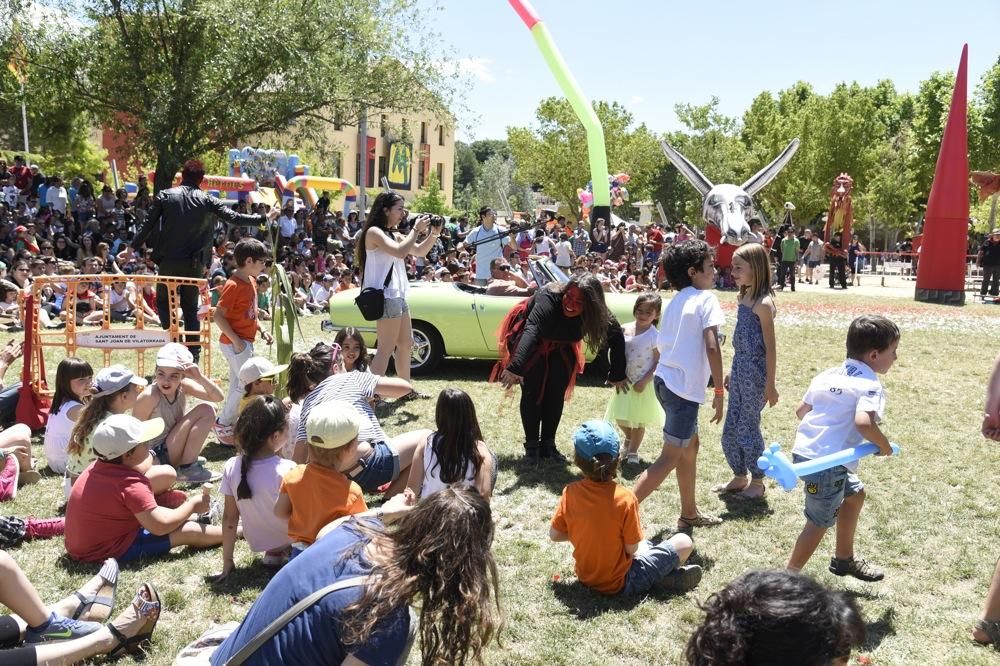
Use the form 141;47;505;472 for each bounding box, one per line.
787;315;899;582
633;240;725;534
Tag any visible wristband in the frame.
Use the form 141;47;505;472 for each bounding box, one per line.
374;508;384;521
714;387;725;396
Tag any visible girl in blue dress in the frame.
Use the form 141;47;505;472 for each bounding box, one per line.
713;243;779;499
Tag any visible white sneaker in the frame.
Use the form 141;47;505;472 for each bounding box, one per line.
626;453;641;465
213;420;234;447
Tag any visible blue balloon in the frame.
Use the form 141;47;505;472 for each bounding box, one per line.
757;442;901;492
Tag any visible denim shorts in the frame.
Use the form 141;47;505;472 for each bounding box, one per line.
119;528;172;562
381;297;409;320
794;454;864;529
807;260;821;268
653;377;699;448
348;442;400;492
620;540;680;596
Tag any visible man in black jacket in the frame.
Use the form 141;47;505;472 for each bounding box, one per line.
979;228;1000;298
134;159;276;362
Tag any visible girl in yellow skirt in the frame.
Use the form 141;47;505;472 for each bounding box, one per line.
605;292;665;464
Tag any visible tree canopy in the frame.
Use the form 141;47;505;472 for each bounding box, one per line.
17;0;458;191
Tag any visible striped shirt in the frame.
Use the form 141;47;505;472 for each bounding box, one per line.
296;371;386;445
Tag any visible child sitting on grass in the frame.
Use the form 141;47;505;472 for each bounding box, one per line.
549;419;702;597
64;414;224;563
237;357;288;416
43;358;93;475
786;315;899;582
133;343;224;484
216;396;296;580
67;365;176;494
405;388;495;502
685;569;866;664
285;343;339;461
275;400;367;560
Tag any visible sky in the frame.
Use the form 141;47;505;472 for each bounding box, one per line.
436;0;1000;142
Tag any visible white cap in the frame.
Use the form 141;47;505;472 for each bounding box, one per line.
238;357;288;385
92;365;147;397
92;414;165;460
305;400;363;449
156;342;194;369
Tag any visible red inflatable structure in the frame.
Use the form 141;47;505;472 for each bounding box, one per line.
915;44;970;305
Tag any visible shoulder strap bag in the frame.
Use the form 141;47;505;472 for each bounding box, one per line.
354;263;393;321
224;575;370;666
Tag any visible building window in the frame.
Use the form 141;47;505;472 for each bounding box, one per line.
420;122;427;144
355;152;362;185
378;156;387;183
418;159;426;189
436;163;444;187
332;152;342;178
380;115;387;137
438;124;445;146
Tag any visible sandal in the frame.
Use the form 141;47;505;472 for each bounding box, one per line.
736;480;767;500
677;512;724;534
107;583;161;659
974;618;1000;649
396;390;429;402
711;479;748;494
70;559;119;623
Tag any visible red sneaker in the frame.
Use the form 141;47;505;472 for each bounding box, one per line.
0;455;19;502
25;516;65;540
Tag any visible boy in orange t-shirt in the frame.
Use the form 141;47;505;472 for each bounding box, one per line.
549;420;702;596
213;238;273;445
275;400;367;559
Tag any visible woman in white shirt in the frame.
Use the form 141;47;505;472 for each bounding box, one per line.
357;192;440;399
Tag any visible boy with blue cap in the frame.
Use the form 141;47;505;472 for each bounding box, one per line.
549;419;702;596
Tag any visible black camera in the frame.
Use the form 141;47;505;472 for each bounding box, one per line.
430;215;445;228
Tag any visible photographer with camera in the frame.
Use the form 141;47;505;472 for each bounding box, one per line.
466;207;506;286
357;192;441;397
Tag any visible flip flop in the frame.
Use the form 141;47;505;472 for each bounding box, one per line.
70;558;119;623
107;583;161;659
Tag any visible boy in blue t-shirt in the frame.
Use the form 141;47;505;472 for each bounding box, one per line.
787;315;899;581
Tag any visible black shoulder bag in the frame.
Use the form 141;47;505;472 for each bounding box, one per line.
355;264;393;321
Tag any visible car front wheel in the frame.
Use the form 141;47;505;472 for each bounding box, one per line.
410;321;444;375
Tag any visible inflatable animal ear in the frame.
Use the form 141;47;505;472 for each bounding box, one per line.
659;141;713;196
740;139;800;196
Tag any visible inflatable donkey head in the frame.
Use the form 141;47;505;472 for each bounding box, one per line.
660;139;800;245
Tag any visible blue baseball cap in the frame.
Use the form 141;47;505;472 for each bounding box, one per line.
572;420;620;459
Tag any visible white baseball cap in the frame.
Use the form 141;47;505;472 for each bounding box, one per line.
305;400;364;450
238;357;288;385
156;342;194;369
92;365;148;397
92;414;165;460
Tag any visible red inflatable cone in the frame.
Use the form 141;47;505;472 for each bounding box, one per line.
915;44;970;304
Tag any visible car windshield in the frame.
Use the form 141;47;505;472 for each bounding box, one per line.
530;258;569;288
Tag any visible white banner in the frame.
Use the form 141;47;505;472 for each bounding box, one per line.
74;329;172;349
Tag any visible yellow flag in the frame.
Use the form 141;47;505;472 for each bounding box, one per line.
7;33;27;85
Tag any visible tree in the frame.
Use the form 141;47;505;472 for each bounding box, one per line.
856;125;920;242
508;97;662;221
33;0;457;192
473;153;534;216
411;172;447;215
453;140;478;194
469;139;510;164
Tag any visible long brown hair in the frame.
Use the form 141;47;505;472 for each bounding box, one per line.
341;487;501;665
286;343;334;402
553;272;611;352
51;358;93;414
355;191;404;275
432;388;484;484
68;387;128;456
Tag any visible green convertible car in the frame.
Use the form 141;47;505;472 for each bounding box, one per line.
327;259;640;375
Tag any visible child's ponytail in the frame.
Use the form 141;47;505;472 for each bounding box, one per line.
573;451;619;482
233;395;287;500
67;390;121;456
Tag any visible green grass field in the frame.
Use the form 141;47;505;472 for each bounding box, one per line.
4;289;1000;665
